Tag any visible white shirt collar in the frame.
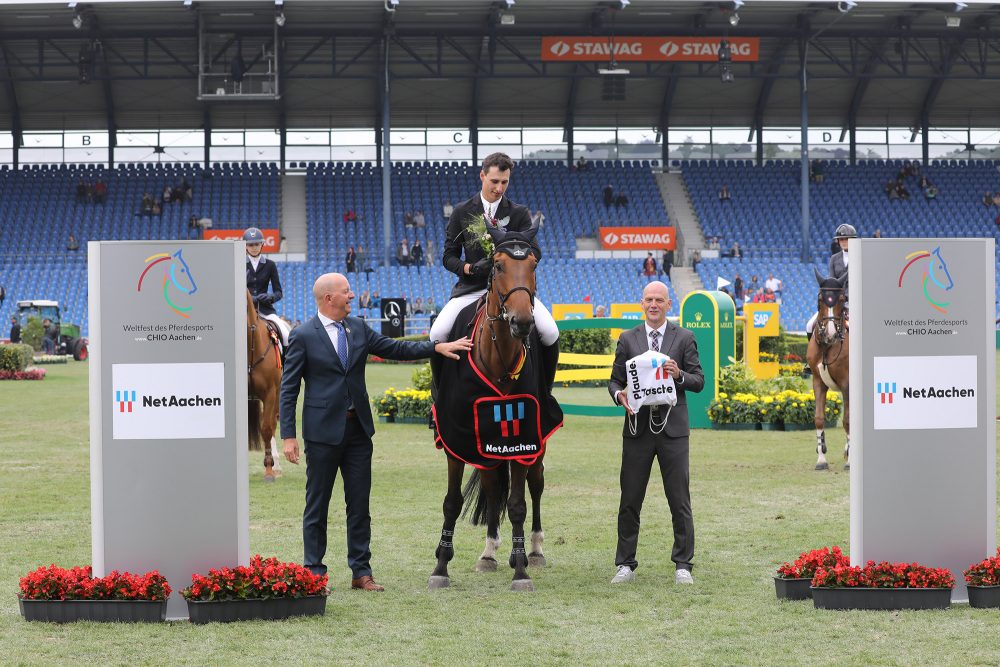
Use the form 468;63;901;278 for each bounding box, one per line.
248;255;263;271
318;312;345;328
480;193;500;219
644;321;668;339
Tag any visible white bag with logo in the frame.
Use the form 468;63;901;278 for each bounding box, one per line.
623;350;678;435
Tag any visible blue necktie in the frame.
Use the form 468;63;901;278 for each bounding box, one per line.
334;321;349;368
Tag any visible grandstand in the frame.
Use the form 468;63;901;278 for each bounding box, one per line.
1;1;1000;337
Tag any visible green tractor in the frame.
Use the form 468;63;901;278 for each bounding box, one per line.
15;300;89;361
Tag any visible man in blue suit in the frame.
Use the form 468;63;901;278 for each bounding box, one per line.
281;273;472;591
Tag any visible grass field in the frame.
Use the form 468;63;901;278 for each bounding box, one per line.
3;361;1000;666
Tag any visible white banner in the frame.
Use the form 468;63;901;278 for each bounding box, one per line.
873;355;977;430
112;362;226;440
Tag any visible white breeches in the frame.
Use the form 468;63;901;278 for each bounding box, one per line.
262;312;290;347
429;290;559;346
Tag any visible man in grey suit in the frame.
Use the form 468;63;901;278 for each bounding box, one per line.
281;273;471;591
607;281;704;585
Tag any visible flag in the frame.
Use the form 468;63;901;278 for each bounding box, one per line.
716;276;732;290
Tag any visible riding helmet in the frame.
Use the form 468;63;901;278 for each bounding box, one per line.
243;227;265;243
834;223;857;239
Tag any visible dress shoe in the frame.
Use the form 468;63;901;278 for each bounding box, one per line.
351;575;385;592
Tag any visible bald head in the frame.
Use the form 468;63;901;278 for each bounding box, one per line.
642;281;669;301
314;272;353;320
641;281;671;328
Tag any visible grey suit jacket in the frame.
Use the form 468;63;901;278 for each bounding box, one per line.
829;251;849;285
607;322;705;439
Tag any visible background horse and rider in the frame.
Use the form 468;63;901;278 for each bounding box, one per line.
807;270;849;471
246;290;283;481
428;221;562;592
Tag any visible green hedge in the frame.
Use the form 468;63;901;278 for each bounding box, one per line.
0;344;34;372
21;317;45;352
560;328;613;355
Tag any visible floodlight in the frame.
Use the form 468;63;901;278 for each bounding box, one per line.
945;15;961;27
954;2;967;11
275;11;285;26
729;12;740;26
837;1;857;12
732;0;744;8
72;12;83;28
720;63;734;84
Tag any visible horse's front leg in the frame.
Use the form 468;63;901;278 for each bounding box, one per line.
263;389;280;480
526;458;546;567
429;457;465;589
508;464;533;591
841;386;850;471
813;375;829;471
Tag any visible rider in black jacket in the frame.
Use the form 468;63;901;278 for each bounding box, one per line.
245;226;290;347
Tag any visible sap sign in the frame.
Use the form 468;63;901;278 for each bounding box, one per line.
752;311;772;328
873;355;977;430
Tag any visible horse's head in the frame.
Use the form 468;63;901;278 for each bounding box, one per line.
170;249;198;295
814;268;847;310
246;289;257;322
486;222;539;340
929;246;954;291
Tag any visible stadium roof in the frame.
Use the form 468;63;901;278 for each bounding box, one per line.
1;0;1000;132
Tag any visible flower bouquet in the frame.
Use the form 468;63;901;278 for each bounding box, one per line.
774;546;850;600
964;547;1000;608
181;555;328;624
464;213;495;256
18;564;171;622
811;559;954;610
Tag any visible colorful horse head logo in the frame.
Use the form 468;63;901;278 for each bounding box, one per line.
137;249;199;318
897;246;954;314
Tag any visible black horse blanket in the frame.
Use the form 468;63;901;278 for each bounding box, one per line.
432;302;563;470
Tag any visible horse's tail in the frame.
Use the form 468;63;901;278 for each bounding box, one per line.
247;398;264;451
461;464;510;526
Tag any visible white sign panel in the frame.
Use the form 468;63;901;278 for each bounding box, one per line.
873;355;977;430
112;362;226;440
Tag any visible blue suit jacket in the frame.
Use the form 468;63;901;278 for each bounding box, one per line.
279;314;435;445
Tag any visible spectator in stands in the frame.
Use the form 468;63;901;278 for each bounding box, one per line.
691;249;701;272
765;273;783;304
642;253;658;283
141;193;154;216
343;209;357;224
595;305;607;318
396;238;411;266
412;297;425;315
531;209;546;227
442;201;453;220
603;183;615;208
427;297;439;328
615;192;629;208
93;179;107;204
76;180;88;204
357;245;369;273
708;237;720;251
993;192;1000;207
718;184;731;202
172;182;184;203
424;238;435;267
729;242;742;259
9;316;21;344
414;210;426;228
810;160;825;184
345;246;357;273
923;181;938;200
280;235;288;252
893;180;910;200
0;283;5;307
747;274;760;295
404;211;415;228
885;180;897;199
733;273;744;314
872;229;882;238
162;184;172;205
661;248;674;282
152;198;163;216
180;177;193;201
576;156;589;171
359;289;371;313
411;240;424;269
67;234;79;251
245;227;290;349
371;291;381;313
982;191;994;207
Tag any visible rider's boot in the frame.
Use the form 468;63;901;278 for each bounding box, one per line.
540;340;560;396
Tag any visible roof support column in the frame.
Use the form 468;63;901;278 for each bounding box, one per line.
202;108;211;170
799;37;811;264
380;35;392;269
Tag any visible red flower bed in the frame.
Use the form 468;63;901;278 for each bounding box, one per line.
181;555;328;601
812;560;955;589
964;547;1000;586
0;368;46;380
776;546;850;579
19;565;171;601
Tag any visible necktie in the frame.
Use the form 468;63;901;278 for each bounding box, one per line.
486;202;497;226
334;321;349;368
649;329;660;352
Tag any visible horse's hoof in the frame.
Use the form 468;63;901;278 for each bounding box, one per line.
815;463;829;471
843;463;850;471
475;557;498;572
528;554;547;568
511;579;535;592
428;575;450;590
263;474;276;483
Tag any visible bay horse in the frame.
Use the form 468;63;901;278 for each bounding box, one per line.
807;270;850;471
429;221;560;592
246;290;282;481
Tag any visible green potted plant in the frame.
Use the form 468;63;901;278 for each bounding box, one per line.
182;555;328;624
707;392;760;430
774;546;850;600
963;548;1000;608
18;564;171;623
811;559;954;610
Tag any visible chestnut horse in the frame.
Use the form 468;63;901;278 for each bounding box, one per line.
247;290;282;481
806;270;850;471
429;222;554;592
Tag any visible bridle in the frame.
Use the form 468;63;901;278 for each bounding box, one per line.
478;242;537;385
816;287;847;364
247;308;274;377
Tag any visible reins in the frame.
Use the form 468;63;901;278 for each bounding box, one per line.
476;249;535;386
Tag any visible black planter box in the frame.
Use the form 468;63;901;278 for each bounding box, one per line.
968;585;1000;609
812;587;951;610
186;595;327;624
774;576;813;600
18;598;167;623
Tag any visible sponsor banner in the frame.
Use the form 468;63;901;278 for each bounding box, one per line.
600;226;676;250
552;304;593;320
204;228;280;252
112;362;226;439
873;355;977;430
542;36;760;62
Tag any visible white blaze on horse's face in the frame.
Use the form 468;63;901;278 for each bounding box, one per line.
825;306;836;340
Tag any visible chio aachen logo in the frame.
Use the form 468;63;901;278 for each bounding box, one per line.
897;247;954;315
137;249;199;318
114;387;222;412
876;379;973;404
